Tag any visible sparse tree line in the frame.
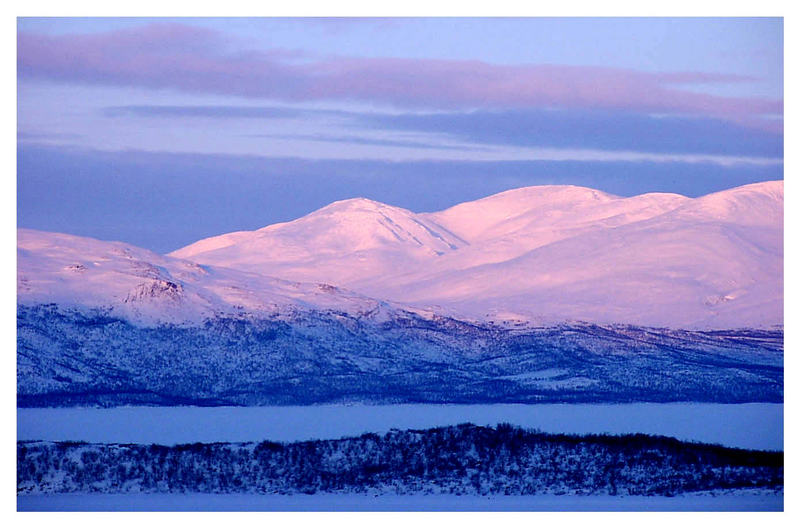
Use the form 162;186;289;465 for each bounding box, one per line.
18;424;782;496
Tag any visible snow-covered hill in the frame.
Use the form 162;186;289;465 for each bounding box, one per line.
16;181;784;406
171;198;467;288
17;228;393;325
170;181;783;329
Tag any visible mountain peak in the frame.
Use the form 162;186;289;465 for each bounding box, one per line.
423;184;622;242
323;197;390;211
303;196;410;220
478;184;618;203
674;180;783;226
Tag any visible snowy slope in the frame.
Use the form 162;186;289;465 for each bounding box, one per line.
415;186;690;268
172;187;688;282
18;229;392;325
170;181;783;329
171;198;467;287
18;181;782;329
383;182;783;327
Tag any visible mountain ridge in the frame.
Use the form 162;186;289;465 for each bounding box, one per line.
17;228;399;326
17;179;784;407
166;180;783;329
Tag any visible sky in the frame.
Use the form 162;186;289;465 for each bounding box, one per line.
17;17;784;253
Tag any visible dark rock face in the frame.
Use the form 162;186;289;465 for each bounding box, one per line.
124;280;184;304
17;304;782;407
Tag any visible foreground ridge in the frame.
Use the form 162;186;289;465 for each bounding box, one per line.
18;424;783;497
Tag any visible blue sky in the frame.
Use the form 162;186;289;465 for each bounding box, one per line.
17;17;784;253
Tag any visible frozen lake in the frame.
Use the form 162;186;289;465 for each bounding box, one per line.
17;403;782;450
17;491;783;512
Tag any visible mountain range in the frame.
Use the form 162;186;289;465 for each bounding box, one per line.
20;180;783;329
16;181;784;406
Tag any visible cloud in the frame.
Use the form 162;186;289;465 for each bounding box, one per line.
289;17;408;35
246;133;487;151
18;130;83;141
99;104;783;159
103;105;304;119
19;23;781;127
355;108;784;158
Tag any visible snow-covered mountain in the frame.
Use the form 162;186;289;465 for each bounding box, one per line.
17;228;394;325
171;181;783;329
171;198;467;288
16;182;784;407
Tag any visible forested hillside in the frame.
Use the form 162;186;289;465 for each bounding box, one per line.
18;305;783;407
18;424;783;496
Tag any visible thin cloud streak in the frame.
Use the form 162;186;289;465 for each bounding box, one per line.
100;104;783;158
19;23;781;127
18;130;83;141
356;109;784;158
104;105;304;119
246;133;490;152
